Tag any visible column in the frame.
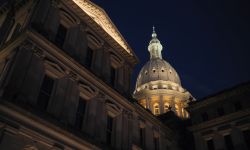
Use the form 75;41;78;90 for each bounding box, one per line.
159;96;164;114
146;98;150;109
214;133;225;150
193;132;207;150
231;127;248;150
84;97;97;136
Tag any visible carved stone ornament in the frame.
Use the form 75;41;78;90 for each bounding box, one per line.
71;0;132;55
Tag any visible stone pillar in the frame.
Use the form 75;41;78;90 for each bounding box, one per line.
145;124;153;150
102;49;111;83
214;133;225;150
193;132;207;150
127;113;133;149
231;127;248;150
171;96;176;113
132;114;140;146
84;97;97;137
159;95;164;114
93;96;106;143
146;97;150;109
121;111;129;150
148;97;152;112
115;113;123;149
92;48;103;76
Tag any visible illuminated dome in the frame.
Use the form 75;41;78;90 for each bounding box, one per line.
133;27;195;119
135;58;181;90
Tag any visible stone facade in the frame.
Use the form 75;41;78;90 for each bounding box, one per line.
0;1;249;150
188;82;250;150
0;0;178;150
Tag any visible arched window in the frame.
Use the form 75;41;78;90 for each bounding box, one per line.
154;103;160;115
164;103;170;113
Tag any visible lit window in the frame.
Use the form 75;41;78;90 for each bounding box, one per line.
152;85;158;89
154;103;160;115
164;103;170;112
162;85;168;89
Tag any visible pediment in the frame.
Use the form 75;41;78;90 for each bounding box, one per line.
71;0;132;56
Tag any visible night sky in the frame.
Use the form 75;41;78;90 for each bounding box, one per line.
92;0;250;99
0;0;249;99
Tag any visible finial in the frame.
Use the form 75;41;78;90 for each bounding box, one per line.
152;25;157;38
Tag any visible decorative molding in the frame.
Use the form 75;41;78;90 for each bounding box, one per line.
105;99;122;117
71;0;132;55
66;70;79;81
44;58;67;78
78;80;98;99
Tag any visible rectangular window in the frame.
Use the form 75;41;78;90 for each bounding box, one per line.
206;139;215;150
106;115;113;145
85;47;93;69
75;97;87;130
234;102;242;111
139;127;145;148
110;66;116;87
202;112;209;121
55;24;67;48
37;75;54;110
154;137;159;150
243;130;250;149
217;107;225;116
224;134;235;150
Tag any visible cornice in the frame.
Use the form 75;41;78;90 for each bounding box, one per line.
188;85;250;111
1;31;171;138
188;108;250;132
63;0;139;65
0;102;100;150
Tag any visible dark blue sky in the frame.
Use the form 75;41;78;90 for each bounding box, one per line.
1;0;249;99
92;0;250;99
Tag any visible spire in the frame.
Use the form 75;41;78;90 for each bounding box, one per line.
148;26;163;59
152;26;157;38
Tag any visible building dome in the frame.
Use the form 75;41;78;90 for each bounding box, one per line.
135;58;181;90
133;27;195;119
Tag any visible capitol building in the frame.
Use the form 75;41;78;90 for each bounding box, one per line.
0;0;249;150
133;27;194;118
